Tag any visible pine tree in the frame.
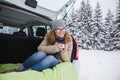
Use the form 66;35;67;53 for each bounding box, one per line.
111;0;120;50
92;2;105;50
112;0;120;35
115;0;120;28
75;0;93;49
78;0;86;14
85;0;93;33
65;8;79;38
105;10;114;29
77;0;87;23
93;2;103;25
75;0;87;49
82;0;93;49
104;9;115;50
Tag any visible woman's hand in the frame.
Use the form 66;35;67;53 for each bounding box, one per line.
55;43;65;51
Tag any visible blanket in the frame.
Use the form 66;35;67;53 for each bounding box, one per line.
0;62;78;80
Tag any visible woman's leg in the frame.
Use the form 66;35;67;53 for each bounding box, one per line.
31;55;59;71
18;51;47;71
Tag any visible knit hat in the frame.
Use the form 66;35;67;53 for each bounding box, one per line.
49;19;66;30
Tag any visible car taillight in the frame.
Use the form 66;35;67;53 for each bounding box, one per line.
75;41;79;60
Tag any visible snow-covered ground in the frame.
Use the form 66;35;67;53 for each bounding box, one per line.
73;49;120;80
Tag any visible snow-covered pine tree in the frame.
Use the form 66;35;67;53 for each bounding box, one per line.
75;0;88;49
104;9;115;50
92;2;105;50
76;0;86;26
83;0;93;49
115;0;120;28
111;0;120;50
66;8;78;36
73;0;93;49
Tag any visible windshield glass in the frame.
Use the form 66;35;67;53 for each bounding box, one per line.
36;0;69;11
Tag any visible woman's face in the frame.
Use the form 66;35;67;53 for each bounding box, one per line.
55;27;66;38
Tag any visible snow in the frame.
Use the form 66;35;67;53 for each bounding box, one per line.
73;49;120;80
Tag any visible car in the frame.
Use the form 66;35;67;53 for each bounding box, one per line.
0;0;78;63
0;1;79;80
0;0;78;64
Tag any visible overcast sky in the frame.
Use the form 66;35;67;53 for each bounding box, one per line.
74;0;118;17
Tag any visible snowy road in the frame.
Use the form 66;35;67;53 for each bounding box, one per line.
73;49;120;80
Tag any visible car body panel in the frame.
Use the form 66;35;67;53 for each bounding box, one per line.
1;0;76;20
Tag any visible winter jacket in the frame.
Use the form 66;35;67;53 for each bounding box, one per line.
37;32;73;62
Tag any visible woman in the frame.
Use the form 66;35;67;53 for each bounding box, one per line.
7;19;73;72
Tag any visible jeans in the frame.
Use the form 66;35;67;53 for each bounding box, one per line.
18;51;59;71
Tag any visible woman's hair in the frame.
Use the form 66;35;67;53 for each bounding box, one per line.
46;30;71;45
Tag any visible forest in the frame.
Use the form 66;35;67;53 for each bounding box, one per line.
64;0;120;51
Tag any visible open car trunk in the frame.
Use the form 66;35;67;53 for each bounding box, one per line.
0;0;76;63
0;1;78;80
